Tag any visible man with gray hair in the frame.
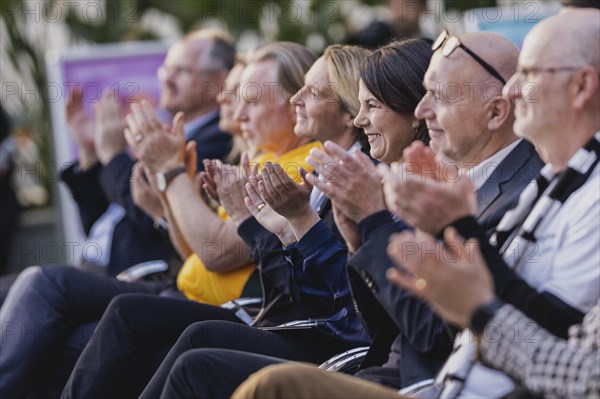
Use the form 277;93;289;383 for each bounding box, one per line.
0;28;237;399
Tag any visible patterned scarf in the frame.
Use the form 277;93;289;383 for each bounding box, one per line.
491;131;600;268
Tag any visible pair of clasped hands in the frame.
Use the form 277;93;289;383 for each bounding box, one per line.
125;101;496;328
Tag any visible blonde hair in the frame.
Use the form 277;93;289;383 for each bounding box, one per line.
247;42;316;99
324;44;372;117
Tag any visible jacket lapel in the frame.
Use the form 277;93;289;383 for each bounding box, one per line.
476;140;532;219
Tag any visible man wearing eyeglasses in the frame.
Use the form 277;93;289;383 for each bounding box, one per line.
57;29;236;275
228;30;544;397
231;8;600;399
0;29;236;398
90;29;234;248
154;30;234;156
81;29;236;271
335;30;543;391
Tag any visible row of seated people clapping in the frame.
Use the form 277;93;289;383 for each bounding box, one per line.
1;7;599;399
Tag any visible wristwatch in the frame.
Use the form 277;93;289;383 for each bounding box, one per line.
153;217;169;232
156;166;187;192
470;298;504;336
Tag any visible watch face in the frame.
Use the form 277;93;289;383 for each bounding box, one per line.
156;173;166;192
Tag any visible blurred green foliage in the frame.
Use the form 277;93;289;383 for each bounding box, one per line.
1;0;496;206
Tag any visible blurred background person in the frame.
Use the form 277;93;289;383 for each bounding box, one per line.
347;0;428;49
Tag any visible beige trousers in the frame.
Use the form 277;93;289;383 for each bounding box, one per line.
232;362;403;399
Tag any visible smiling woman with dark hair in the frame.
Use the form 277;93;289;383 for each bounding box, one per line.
138;38;436;399
359;37;433;152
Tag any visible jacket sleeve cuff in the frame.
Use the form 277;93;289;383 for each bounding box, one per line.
295;221;337;257
358;210;398;242
445;216;485;241
237;217;273;246
60;161;102;185
99;152;133;198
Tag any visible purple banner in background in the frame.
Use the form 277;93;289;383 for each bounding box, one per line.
63;52;165;108
51;42;170;161
46;41;170;253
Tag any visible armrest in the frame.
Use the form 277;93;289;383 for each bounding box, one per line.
318;346;370;373
221;297;263;308
397;329;476;398
116;260;169;282
220;297;263;325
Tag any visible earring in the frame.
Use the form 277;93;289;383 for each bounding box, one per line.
412;119;420;135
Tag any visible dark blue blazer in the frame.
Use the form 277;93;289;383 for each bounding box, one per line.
347;140;544;389
61;162;174;276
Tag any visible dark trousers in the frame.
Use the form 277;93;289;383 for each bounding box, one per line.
0;265;164;399
162;349;286;399
61;294;242;399
0;272;19;307
141;320;356;399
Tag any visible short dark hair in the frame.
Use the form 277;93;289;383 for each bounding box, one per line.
360;37;433;143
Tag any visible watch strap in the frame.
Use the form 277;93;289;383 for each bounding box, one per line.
159;166;187;192
470;298;504;336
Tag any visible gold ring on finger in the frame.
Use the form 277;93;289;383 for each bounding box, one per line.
415;278;427;290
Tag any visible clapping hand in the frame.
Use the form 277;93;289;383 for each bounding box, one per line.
304;141;385;223
66;88;96;166
386;227;494;327
257;162;312;219
244;171;295;244
211;153;254;225
130;161;165;221
94;91;127;165
124;101;185;174
378;142;475;235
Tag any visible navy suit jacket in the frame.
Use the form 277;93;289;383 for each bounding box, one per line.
61;163;174;276
66;112;232;275
347;140;544;388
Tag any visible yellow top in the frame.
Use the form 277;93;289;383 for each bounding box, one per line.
176;141;322;305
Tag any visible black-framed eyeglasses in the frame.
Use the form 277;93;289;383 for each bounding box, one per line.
432;29;506;85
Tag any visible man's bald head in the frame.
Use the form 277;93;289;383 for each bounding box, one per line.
525;9;599;73
182;28;236;72
426;32;519;97
460;32;520;85
505;8;599;171
416;31;519;166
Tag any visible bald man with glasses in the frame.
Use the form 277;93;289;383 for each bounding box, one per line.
233;9;600;399
231;30;546;398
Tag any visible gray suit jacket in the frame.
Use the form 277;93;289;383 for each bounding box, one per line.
476;140;544;237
